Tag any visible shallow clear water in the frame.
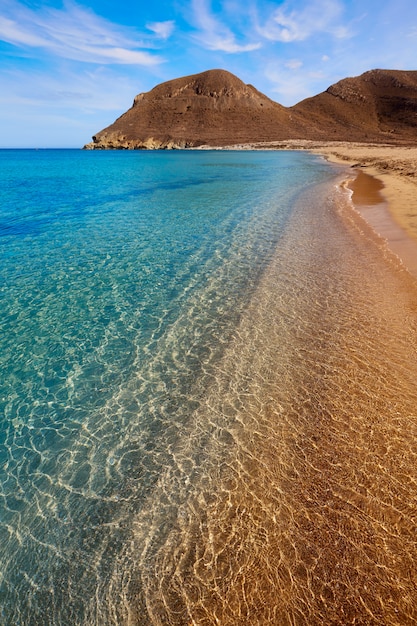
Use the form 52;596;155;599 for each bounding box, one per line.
1;150;417;625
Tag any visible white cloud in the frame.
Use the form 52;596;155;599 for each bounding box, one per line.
308;70;326;79
0;0;163;65
263;59;338;106
256;0;349;43
285;59;303;70
0;16;46;46
0;57;152;146
190;0;261;53
265;65;311;104
146;20;175;39
0;65;140;112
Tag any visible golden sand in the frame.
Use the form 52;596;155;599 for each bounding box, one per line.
224;140;417;277
311;143;417;279
313;143;417;238
118;176;417;625
221;141;417;244
80;147;417;625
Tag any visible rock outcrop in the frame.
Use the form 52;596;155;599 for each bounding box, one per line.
84;68;417;149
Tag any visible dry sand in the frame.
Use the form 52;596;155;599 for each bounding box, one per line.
216;140;417;277
312;143;417;237
311;142;417;279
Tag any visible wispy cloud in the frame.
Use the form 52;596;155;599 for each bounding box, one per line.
285;59;303;70
0;61;148;146
0;65;141;112
189;0;261;53
0;0;164;65
146;20;175;40
256;0;349;42
264;67;313;104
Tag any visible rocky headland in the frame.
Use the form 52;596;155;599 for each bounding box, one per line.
84;68;417;150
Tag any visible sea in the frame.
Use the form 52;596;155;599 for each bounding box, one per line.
1;149;417;625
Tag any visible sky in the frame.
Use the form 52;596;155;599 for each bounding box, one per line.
0;0;416;147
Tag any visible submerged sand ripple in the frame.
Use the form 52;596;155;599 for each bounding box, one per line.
96;179;417;625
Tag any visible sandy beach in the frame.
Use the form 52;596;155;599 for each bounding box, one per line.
310;142;417;279
132;157;417;625
225;140;417;279
312;143;417;237
3;148;417;624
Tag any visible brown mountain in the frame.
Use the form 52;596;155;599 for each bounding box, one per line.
84;68;417;149
292;69;417;142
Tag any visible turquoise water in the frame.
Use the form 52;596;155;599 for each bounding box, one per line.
3;150;417;625
0;149;335;624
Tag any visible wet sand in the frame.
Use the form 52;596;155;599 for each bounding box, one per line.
101;172;417;625
135;148;417;626
311;144;417;237
126;147;417;625
219;141;417;277
311;143;417;279
2;149;416;625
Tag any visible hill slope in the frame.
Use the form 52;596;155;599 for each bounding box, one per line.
292;69;417;142
84;68;417;149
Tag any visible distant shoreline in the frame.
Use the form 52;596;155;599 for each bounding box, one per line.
11;140;417;279
309;142;417;279
213;140;417;280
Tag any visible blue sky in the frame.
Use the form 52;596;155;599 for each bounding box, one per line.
0;0;416;147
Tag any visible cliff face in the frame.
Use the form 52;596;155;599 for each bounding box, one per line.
84;69;417;149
